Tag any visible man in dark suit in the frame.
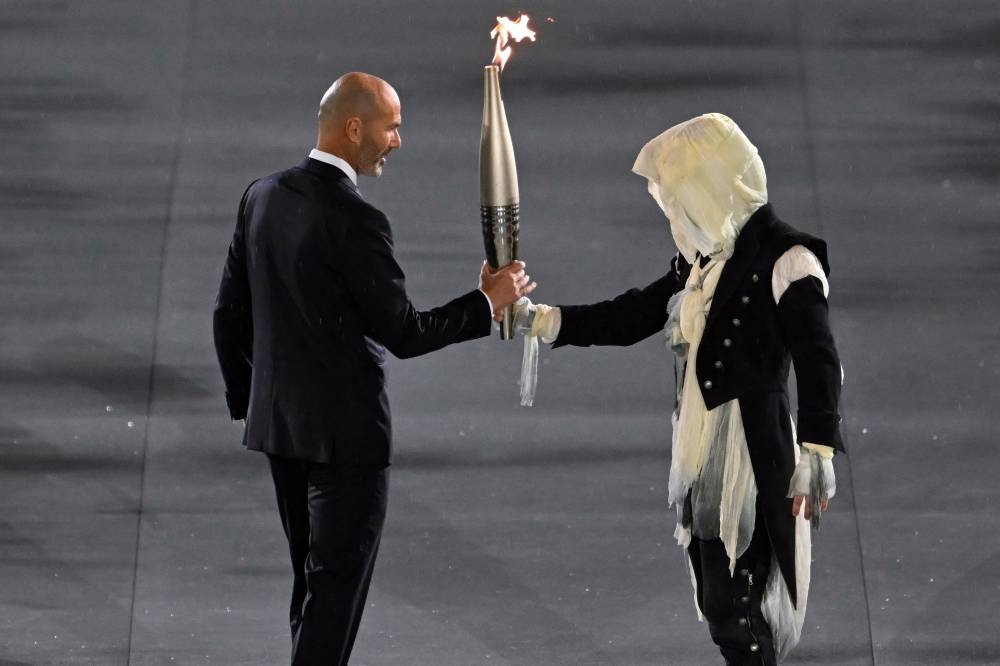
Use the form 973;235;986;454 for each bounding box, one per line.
213;72;534;666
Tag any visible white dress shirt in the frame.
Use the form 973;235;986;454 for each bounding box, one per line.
308;148;358;186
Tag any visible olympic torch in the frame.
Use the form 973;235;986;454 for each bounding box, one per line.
480;15;535;340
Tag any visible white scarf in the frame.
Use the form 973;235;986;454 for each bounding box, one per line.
666;257;757;566
666;257;724;507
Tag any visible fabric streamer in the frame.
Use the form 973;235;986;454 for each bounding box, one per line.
519;331;539;407
515;301;558;407
762;431;811;662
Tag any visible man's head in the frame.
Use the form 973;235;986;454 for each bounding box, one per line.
316;72;402;177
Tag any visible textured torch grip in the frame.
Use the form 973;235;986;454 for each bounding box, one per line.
481;203;520;340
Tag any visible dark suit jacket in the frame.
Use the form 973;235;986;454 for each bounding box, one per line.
213;158;492;465
553;204;843;605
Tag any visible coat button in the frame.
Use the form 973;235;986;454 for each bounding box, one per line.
750;643;760;653
732;318;741;327
741;295;750;304
740;595;750;605
738;617;748;626
739;568;750;577
723;338;732;347
714;360;723;369
703;380;713;390
752;273;759;283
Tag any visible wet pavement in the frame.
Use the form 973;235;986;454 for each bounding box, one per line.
1;2;998;664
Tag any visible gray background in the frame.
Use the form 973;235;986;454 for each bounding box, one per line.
1;1;998;664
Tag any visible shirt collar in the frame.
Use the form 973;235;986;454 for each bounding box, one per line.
308;148;358;186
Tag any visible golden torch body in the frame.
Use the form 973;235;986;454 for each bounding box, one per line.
479;64;520;339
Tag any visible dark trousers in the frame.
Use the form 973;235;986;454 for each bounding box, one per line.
687;515;776;666
268;454;389;666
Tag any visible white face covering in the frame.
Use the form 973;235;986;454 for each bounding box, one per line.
632;113;768;263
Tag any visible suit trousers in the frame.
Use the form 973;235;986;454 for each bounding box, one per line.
687;511;776;666
268;454;389;666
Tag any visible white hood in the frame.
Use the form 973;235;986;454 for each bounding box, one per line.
632;113;768;263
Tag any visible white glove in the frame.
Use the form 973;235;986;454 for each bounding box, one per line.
511;297;534;334
787;444;836;529
511;297;560;343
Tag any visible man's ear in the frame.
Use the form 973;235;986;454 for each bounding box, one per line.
345;117;363;144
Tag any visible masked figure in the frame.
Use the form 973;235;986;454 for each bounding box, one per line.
516;113;843;664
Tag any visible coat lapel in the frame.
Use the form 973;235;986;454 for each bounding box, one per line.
705;204;771;328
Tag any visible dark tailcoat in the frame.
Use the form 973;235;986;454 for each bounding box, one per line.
213;158;492;466
553;204;843;604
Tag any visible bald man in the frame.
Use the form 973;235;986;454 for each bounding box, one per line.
213;73;533;665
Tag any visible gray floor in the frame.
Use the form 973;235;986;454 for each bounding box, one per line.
1;1;998;664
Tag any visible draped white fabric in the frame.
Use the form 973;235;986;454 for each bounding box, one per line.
772;244;829;303
762;428;812;662
666;258;758;573
632;113;768;264
519;333;539;407
518;303;558;407
665;258;725;507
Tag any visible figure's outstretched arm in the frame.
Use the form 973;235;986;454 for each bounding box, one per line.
548;252;691;348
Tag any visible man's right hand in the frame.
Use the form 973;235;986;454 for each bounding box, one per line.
479;260;537;318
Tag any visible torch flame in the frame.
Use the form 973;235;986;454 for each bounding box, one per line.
490;14;536;72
